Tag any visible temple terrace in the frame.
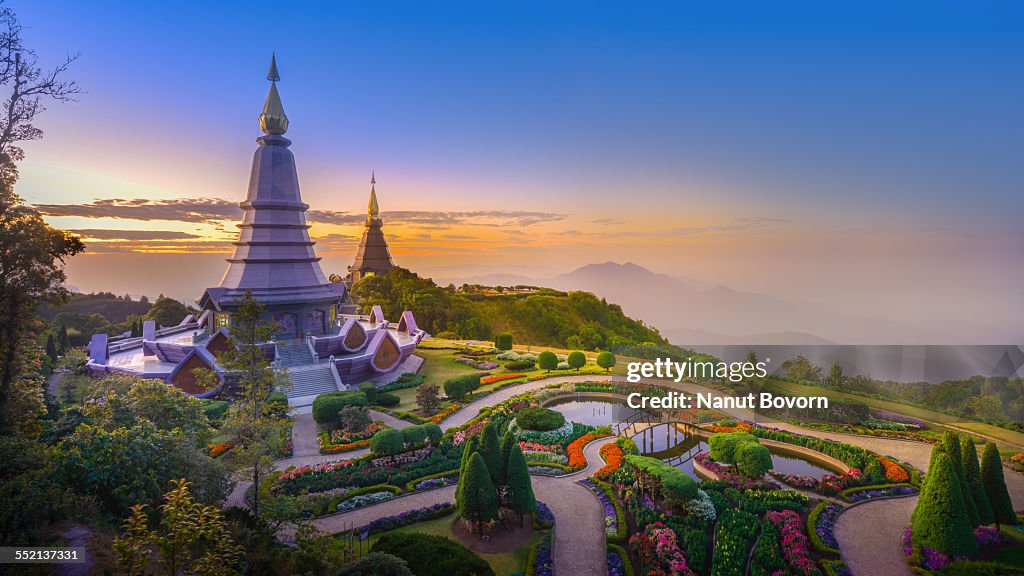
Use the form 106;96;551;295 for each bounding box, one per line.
84;55;426;407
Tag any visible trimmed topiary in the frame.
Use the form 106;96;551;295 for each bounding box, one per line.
708;432;759;464
443;374;481;400
504;360;535;371
911;450;978;557
359;382;378;404
596;351;616;372
457;452;499;530
624;454;698;503
537;351;558;372
401;425;428;446
566;350;586;371
311;391;368;429
942;431;980;527
960;436;994;525
735;442;773;478
515;406;566;432
506;444;537;522
494;333;513;351
375;392;401;407
980;441;1016;528
338;552;413;576
422;423;443;444
371;428;406;455
478;422;505;485
372;532;495;576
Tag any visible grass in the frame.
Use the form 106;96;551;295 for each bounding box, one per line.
354;512;543;575
989;544;1024;567
764;378;1024;452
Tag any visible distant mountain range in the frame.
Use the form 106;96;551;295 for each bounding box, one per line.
436;261;996;345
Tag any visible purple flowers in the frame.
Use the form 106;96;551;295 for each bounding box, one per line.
974;526;1005;547
356;502;454;535
607;552;626;576
413;477;456;491
533;534;554;576
535;501;555;528
845;485;917;502
579;479;619;537
816;503;843;550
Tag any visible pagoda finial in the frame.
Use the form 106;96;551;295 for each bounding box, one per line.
267;51;280;82
259;53;289;135
368;173;380;219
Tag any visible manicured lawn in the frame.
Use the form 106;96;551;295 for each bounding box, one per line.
357;512;543;575
765;379;1024;451
428;338;633;376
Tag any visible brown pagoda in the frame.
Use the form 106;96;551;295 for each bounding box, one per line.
348;173;395;282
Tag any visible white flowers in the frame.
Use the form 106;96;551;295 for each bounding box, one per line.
687;489;717;522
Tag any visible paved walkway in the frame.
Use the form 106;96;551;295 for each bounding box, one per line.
290;412;320;458
834;496;918;576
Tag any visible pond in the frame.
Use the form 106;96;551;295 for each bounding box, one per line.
546;397;837;481
545;397;640;427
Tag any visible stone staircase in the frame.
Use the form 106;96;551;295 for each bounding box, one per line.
275;339;317;368
286;363;340;406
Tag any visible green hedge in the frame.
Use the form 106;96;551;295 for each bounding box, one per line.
708;432;759;464
807;501;840;555
607;543;636;576
324;484;403;515
624;455;698;502
516;406;565;431
375;392;401;407
380;372;425;392
821;560;850;576
201;399;229;421
373;532;495;576
403;469;460;492
312;391;368;428
371;428;406;455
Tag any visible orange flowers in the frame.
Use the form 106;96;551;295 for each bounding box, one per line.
431;404;460;423
705;421;754;434
481;373;525;385
322;438;372;454
566;432;611;471
877;457;909;483
208;443;233;458
595;443;624;480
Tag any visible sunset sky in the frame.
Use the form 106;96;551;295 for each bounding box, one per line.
12;1;1024;340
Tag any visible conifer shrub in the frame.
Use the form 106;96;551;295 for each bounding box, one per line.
960;436;994;525
980;441;1016;527
359;382;379;404
494;333;513;351
401;425;428;446
911;450;978;557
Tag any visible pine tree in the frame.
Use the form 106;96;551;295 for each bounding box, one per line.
911;451;978;557
45;334;57;363
505;444;536;524
500;429;515;477
455;436;479;507
942;431;980;527
980;442;1016;528
57;325;70;353
479;422;504;485
458;452;498;533
960;436;994;525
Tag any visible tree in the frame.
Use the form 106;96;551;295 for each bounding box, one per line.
337;552;413;576
144;295;190;328
566;350;586;371
199;292;289;519
911;451;978;557
113;479;244;576
494;333;513;351
735;442;773;478
708;432;759;464
960;437;994;525
57;325;69;353
338;405;370;434
780;355;822;382
455;435;479;506
457;452;499;532
422;423;442;444
506;444;536;524
537;350;558;372
824;361;846;390
44;333;56;363
596;350;616;373
478;422;504;484
500;429;515;480
941;431;980;527
371;429;405;455
444;374;480;401
359;382;378;404
416;383;441;411
980;442;1016;528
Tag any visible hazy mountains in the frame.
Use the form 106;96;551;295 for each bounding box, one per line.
438;261;969;345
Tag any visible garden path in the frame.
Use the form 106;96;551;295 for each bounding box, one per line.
304;435;616;576
834;495;918;576
290;412;320;458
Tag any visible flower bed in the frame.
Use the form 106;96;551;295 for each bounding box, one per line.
737;489;808;514
354;502;454;535
579;479;627;542
528;465;566;476
808;501;843;554
403;469;459;492
704;421;754;434
330;422;387;444
481;373;526;385
820;560;851;576
840;483;917;502
1008;453;1024;473
607;544;636;576
277;446;461;495
595;442;624;480
527;533;553;576
765;510;822;576
508;419;575;444
566;431;610;471
711;509;758;576
523;451;567;465
534;501;555;529
630;522;696;576
332;489;397;514
694;452;778;490
455;357;499;370
430;404;460;424
769;468;865;496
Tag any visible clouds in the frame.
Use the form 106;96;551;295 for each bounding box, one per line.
71;229;202;240
667;216;791;236
36;197;565;229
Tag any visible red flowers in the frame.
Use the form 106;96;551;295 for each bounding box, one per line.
481;373;525;385
595;443;624;480
431;404;460;423
208;442;233;458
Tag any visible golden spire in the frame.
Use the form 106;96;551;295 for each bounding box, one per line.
367;172;380;220
259;52;289;136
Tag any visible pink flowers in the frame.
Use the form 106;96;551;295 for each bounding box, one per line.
766;510;821;576
629;522;695;576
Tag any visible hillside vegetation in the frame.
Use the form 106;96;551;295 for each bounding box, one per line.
351;267;692;359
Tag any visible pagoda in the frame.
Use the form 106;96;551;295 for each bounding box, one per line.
198;54;345;338
347;173;395;283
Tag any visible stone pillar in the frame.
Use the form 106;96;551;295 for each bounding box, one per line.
142;320;157;356
89;333;108;364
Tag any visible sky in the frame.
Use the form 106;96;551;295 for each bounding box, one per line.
11;1;1024;340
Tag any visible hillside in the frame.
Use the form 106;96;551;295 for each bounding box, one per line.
350;267;695;359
